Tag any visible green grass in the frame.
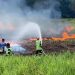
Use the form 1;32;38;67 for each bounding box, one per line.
0;52;75;75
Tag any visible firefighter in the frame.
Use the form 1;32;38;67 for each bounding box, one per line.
6;43;12;55
0;38;6;54
35;38;44;55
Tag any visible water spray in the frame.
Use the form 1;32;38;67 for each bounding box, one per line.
12;22;42;42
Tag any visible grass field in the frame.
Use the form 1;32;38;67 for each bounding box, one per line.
0;52;75;75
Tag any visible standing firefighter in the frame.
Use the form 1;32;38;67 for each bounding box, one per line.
6;43;12;55
0;38;6;54
35;38;44;55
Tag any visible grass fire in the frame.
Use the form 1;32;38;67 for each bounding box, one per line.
0;20;75;75
0;0;75;74
20;25;75;55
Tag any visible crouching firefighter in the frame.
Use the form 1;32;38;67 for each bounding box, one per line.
6;43;12;55
35;38;45;55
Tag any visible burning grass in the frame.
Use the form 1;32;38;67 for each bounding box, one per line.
0;52;75;75
21;25;75;54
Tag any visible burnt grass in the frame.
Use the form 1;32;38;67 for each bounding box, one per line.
21;39;75;55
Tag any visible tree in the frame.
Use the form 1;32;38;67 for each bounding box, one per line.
59;0;75;18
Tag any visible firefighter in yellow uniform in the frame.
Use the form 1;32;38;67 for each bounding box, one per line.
6;43;12;55
35;38;44;55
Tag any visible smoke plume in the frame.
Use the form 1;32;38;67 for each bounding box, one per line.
0;0;70;41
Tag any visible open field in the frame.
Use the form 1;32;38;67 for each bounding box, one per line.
0;52;75;75
0;19;75;75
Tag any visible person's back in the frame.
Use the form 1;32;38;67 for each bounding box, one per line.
35;38;43;55
6;43;12;55
36;40;43;51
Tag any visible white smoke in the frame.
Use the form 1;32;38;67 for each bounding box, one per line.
0;0;64;41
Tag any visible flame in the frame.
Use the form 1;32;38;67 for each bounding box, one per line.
28;38;37;42
28;32;75;42
51;26;75;41
27;26;75;42
52;32;75;41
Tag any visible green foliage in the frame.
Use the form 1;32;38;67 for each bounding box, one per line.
0;52;75;75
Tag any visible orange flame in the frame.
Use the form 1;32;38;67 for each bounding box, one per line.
28;32;75;42
52;32;75;41
52;26;75;41
28;26;75;41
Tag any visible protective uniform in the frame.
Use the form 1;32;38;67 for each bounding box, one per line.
6;48;12;55
35;40;43;54
36;40;43;50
